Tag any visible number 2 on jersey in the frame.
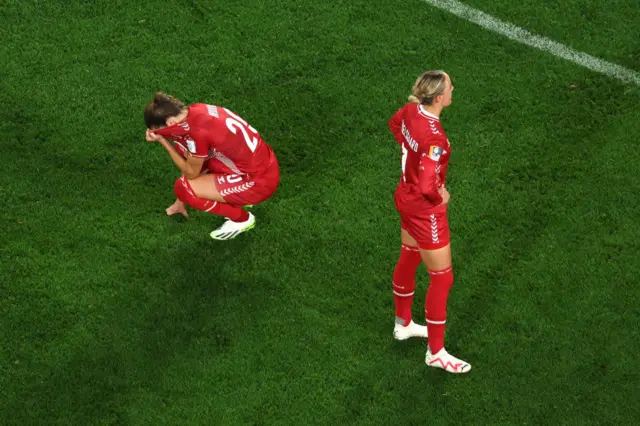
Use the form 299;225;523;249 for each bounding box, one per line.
224;108;259;152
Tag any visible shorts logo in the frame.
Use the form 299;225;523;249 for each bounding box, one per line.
217;174;243;184
428;146;443;161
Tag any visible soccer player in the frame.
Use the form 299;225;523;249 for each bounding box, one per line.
144;93;280;240
388;70;471;373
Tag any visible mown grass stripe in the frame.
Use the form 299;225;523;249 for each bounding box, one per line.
422;0;640;85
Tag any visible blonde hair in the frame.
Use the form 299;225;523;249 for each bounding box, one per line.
408;70;447;105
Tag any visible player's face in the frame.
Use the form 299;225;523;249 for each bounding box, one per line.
440;74;454;107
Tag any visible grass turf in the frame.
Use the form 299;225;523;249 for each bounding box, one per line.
1;0;639;424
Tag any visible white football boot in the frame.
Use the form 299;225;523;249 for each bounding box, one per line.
210;213;256;240
393;320;428;340
425;347;471;374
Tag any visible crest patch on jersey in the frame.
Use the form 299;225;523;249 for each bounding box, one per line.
187;139;196;153
428;145;443;161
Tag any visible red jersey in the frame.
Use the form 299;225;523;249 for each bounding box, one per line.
389;103;451;214
168;138;211;174
154;104;275;175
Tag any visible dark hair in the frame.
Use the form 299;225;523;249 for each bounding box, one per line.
144;92;185;128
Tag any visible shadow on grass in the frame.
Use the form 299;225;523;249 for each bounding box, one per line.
5;233;271;424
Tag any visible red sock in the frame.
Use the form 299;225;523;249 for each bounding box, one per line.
425;266;453;354
392;244;422;326
174;177;249;222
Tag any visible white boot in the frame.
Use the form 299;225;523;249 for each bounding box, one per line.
393;320;428;340
210;213;256;240
425;347;471;373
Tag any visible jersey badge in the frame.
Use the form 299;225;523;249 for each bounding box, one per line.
186;139;196;153
428;146;443;161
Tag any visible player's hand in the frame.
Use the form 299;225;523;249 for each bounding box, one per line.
166;199;189;217
146;128;164;143
438;186;450;205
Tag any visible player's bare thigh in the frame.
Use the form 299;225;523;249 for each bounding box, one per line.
185;174;227;203
401;228;451;270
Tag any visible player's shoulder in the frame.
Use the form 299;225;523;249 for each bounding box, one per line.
188;103;219;119
400;102;418;116
418;126;447;152
188;103;207;115
420;115;447;141
188;104;222;126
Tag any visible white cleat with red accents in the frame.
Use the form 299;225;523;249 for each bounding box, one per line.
393;320;428;340
425;348;471;374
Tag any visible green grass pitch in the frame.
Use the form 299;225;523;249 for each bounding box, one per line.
2;0;639;424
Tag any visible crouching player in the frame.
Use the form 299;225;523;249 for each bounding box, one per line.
388;71;471;373
144;93;280;240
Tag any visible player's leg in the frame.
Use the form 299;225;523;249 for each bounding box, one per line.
173;174;255;240
200;173;260;240
184;174;227;203
392;223;428;340
166;170;212;218
419;209;471;373
190;159;278;240
232;159;280;208
206;165;279;239
420;243;453;354
167;156;213;218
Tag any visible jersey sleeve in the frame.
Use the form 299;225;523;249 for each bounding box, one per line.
172;141;188;157
388;105;405;145
189;128;210;158
418;143;445;205
153;122;209;158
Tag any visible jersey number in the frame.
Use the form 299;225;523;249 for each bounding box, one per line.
401;143;408;182
224;108;259;153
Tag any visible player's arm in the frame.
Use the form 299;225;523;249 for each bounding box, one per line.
158;137;205;179
147;130;205;179
388;106;405;145
418;145;445;205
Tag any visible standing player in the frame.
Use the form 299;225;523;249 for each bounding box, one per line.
144;93;280;240
388;70;471;373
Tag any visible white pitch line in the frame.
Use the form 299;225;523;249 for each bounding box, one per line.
421;0;640;85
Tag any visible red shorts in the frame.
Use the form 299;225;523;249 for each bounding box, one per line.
213;158;280;207
399;204;450;250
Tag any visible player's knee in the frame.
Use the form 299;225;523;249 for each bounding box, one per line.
174;176;193;203
429;266;454;289
393;279;416;294
399;244;422;265
443;267;454;288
